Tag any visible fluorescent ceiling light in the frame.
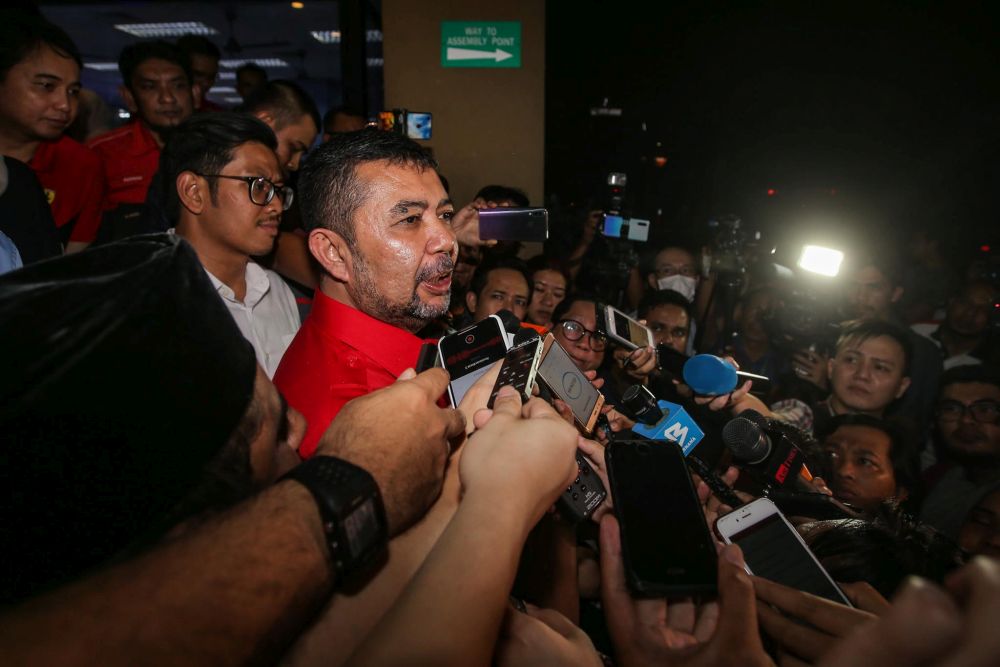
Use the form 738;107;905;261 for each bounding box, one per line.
114;22;218;38
224;97;243;103
367;29;383;42
220;58;290;69
367;57;384;67
797;245;844;277
84;62;119;71
218;72;236;80
311;30;341;44
207;86;238;93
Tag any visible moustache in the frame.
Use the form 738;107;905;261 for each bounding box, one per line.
415;255;455;283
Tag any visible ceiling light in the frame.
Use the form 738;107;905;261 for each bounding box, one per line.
798;245;844;277
218;72;236;80
367;57;384;67
311;30;341;44
207;86;237;93
219;58;290;69
367;30;383;42
291;1;305;8
114;22;218;38
84;62;119;71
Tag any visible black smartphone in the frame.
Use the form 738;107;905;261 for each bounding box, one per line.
487;335;544;408
438;314;508;406
767;489;862;520
415;342;442;373
605;439;718;597
655;344;689;376
535;334;605;434
478;207;549;242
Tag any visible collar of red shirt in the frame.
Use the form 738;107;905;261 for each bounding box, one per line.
310;289;429;376
28;135;68;171
128;121;160;156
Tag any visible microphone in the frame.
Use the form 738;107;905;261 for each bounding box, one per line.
721;411;815;487
682;354;771;396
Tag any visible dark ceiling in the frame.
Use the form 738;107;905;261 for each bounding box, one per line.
39;1;380;114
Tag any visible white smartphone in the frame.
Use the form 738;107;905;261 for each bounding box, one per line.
600;304;654;351
437;314;509;406
715;497;852;605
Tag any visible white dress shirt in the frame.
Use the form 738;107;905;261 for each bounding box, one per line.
206;262;301;378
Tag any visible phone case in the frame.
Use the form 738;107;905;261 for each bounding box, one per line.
487;336;544;408
478;207;549;242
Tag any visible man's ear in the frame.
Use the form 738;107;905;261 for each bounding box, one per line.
890;286;904;304
647;273;658;290
176;172;206;214
254;110;276;130
308;228;352;283
895;376;912;400
119;85;138;113
465;289;478;315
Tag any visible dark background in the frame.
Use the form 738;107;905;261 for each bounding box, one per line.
544;1;1000;259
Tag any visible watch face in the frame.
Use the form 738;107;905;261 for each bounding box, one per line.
342;498;380;559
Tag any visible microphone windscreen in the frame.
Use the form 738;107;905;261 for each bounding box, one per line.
683;354;738;395
736;408;767;427
512;326;541;346
722;417;766;461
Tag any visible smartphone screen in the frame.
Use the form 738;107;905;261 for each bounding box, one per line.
488;336;543;408
722;504;850;604
406;112;432;139
606;440;717;596
627;218;650;242
611;308;652;349
602;213;624;238
535;336;604;433
438;316;508;406
478;207;549;242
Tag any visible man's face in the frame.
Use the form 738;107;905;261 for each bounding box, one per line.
196;141;285;258
123;58;194;134
648;247;699;286
646;303;690;353
189;53;218;103
958;488;1000;559
936;382;1000;463
828;335;910;415
273;113;318;173
246;366;306;484
0;44;80;142
468;267;529;321
347;161;457;332
236;71;266;100
736;291;774;343
823;424;899;512
946;283;994;337
552;299;605;372
527;268;566;327
849;266;901;320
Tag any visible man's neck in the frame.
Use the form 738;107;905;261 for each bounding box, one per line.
740;337;770;363
176;221;249;301
319;275;360;312
0;128;41;163
939;325;981;357
826;394;884;418
140;121;167;148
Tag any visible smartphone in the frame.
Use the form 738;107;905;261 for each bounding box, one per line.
535;334;605;434
487;335;544;408
601;214;650;242
655;344;689;376
478;207;549;242
598;304;654;351
438;314;509;406
405;111;432;140
767;489;861;521
605;440;718;596
415;342;442;373
715;497;852;605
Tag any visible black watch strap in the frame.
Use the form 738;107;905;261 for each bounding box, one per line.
282;456;388;580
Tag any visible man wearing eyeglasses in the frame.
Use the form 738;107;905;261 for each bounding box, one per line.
163;112;299;378
921;365;1000;539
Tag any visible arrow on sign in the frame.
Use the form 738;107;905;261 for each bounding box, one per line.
446;47;513;63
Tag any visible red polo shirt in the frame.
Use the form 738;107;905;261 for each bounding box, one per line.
273;290;427;458
29;136;105;243
87;121;161;209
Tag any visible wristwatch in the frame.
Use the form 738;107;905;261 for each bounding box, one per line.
281;455;388;581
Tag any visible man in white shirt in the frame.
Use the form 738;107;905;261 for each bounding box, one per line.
162;112;300;376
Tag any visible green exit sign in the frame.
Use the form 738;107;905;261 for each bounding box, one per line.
441;21;521;68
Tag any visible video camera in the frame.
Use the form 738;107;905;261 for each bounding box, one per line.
600;173;650;243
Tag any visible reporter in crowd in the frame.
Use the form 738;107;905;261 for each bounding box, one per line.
525;254;569;330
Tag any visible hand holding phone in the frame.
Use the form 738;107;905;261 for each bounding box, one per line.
597;304;654;351
487;335;544;408
534;334;605;434
438;315;509;406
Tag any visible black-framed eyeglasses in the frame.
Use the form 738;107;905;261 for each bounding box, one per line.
557;319;607;351
196;174;294;211
936;399;1000;424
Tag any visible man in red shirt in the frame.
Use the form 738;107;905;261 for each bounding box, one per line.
0;14;104;253
88;41;196;217
274;129;458;456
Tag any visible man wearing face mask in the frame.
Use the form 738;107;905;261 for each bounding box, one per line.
646;245;701;354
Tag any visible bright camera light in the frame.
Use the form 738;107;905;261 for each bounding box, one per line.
798;245;844;277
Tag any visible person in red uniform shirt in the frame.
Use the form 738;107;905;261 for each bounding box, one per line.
274;129;458;456
88;41;197;223
0;13;104;253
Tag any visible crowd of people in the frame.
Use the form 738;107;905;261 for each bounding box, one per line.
2;9;1000;667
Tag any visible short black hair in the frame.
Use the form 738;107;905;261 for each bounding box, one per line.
0;11;81;81
157;112;277;221
526;254;571;287
638;288;695;324
835;318;913;376
552;292;599;324
851;246;905;288
175;35;220;60
475;184;529;207
939;364;1000;393
469;256;532;306
236;62;267;79
119;40;192;90
240;80;321;135
298;128;438;247
818;413;922;505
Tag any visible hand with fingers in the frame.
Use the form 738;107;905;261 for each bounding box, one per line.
600;514;776;667
494;603;604;667
576;436;613;522
315;367;466;536
791;348;829;391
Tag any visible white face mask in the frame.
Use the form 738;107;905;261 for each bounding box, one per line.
656;274;697;301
